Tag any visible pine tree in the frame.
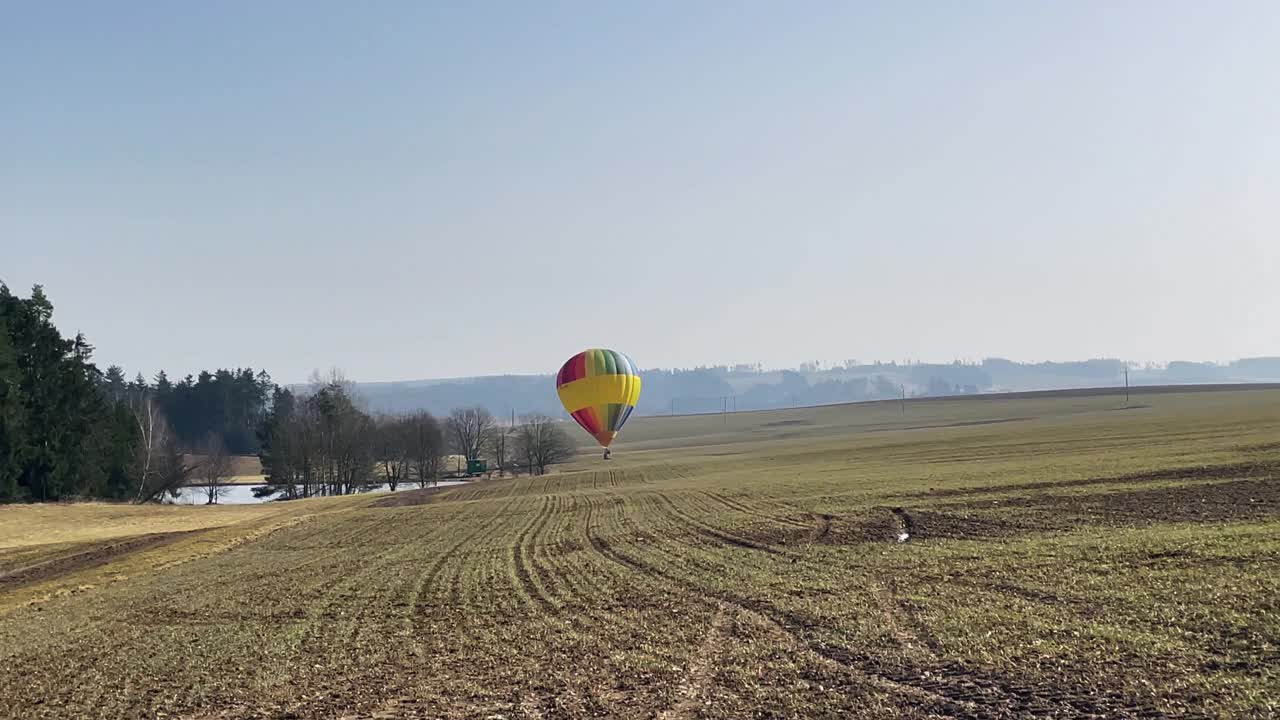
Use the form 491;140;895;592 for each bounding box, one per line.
103;365;128;405
0;317;27;500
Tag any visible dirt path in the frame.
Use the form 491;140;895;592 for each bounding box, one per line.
0;530;205;591
658;604;732;720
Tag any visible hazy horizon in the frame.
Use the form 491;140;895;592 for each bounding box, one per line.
342;354;1277;387
5;2;1278;384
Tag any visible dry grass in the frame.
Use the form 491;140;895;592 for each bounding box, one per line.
1;387;1278;719
0;502;279;550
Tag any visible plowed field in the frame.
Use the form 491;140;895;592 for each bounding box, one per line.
2;388;1278;718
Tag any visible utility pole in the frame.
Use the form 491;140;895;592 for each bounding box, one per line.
1124;365;1130;405
901;385;906;415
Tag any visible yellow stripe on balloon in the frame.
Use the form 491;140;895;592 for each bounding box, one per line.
556;374;642;413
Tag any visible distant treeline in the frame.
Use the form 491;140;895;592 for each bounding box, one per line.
256;385;572;501
1;284;576;504
1;284;274;502
351;356;1280;419
5;282;1274;502
102;367;274;456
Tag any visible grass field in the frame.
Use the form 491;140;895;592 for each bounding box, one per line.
1;387;1277;718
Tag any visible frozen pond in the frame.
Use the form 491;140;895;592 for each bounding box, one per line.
167;480;469;505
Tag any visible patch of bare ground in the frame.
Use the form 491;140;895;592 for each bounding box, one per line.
1237;441;1280;454
369;486;451;507
803;473;1280;546
906;461;1277;500
866;417;1036;433
740;467;1280;555
759;419;813;428
745;506;1025;548
944;476;1280;528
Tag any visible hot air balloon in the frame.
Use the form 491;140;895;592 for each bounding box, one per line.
556;348;642;452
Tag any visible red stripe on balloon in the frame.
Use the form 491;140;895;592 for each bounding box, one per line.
559;352;587;386
571;407;599;434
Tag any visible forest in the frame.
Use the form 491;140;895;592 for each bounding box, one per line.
0;284;572;503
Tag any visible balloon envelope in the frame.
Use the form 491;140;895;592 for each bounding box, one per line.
556;348;642;447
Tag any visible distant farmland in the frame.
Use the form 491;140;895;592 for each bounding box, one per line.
181;453;264;484
2;386;1278;718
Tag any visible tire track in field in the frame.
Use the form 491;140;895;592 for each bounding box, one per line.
408;496;520;630
697;490;811;529
439;495;528;611
207;518;398;657
543;494;620;606
511;495;557;612
626;496;742;578
214;520;446;719
291;520;439;662
580;495;680;592
103;516;370;626
657;603;731;720
584;491;734;585
579;525;974;717
522;492;649;717
0;529;208;592
532;495;595;606
638;463;696;487
650;492;792;557
446;491;564;615
581;513;1162;720
483;491;627;717
879;577;947;656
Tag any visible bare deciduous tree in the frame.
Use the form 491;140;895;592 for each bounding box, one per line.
258;371;375;498
312;382;375;495
375;415;410;491
489;423;512;476
515;414;576;475
407;411;445;487
128;392;190;502
446;407;495;461
197;432;234;504
308;367;358;400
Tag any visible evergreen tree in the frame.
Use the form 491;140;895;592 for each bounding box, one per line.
0;318;27;500
103;365;128;404
154;369;173;397
0;284;133;501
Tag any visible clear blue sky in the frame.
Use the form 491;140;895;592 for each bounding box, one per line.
4;1;1277;383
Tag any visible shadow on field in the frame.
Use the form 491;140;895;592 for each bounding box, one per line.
371;486;452;507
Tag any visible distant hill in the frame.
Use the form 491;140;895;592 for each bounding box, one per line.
299;357;1280;420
